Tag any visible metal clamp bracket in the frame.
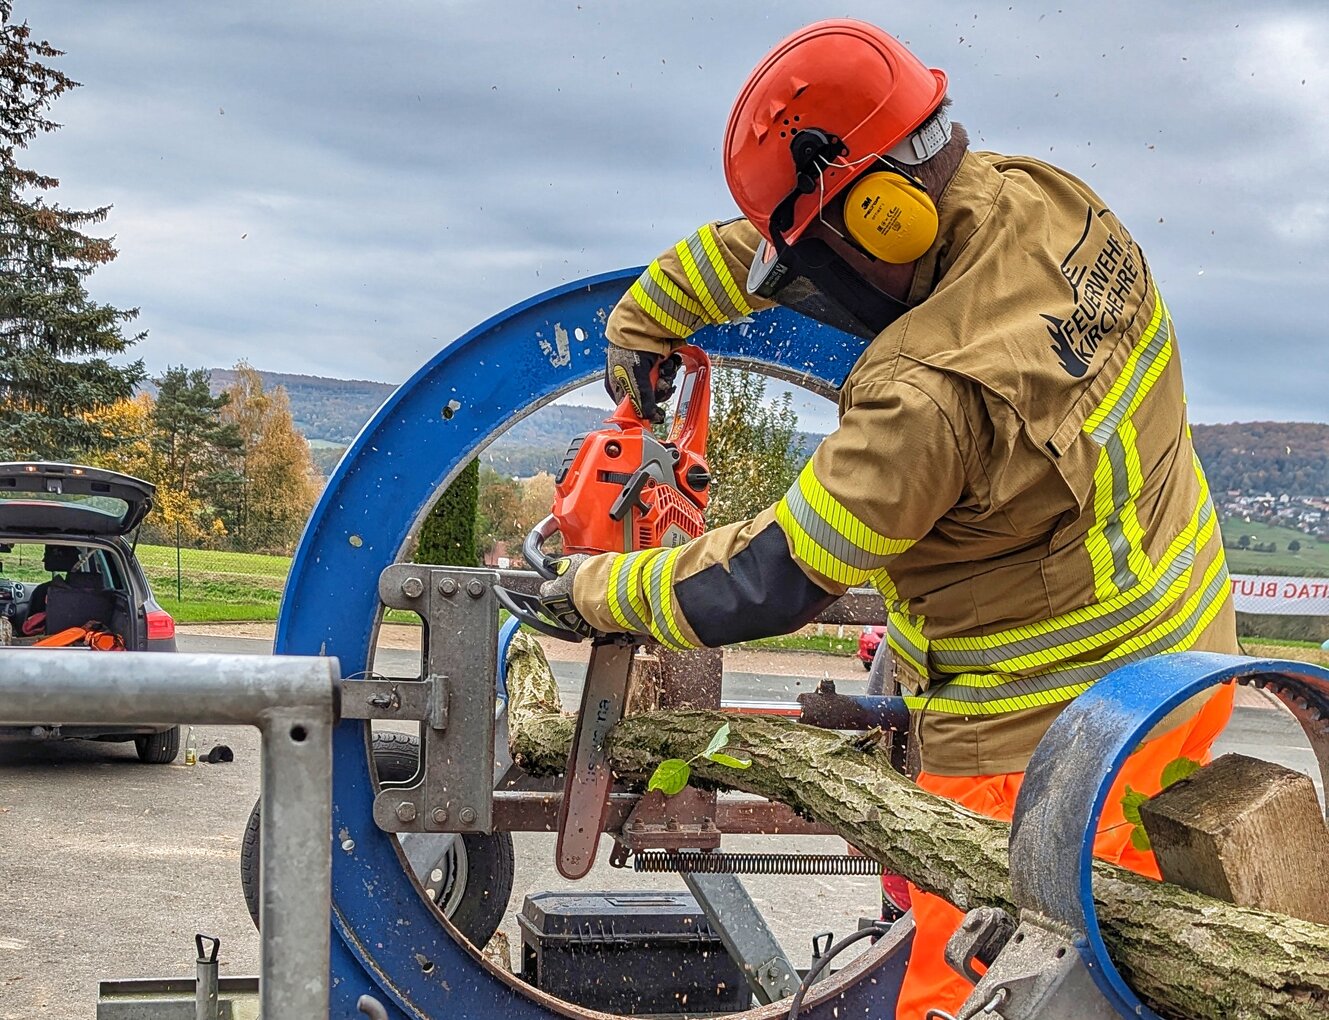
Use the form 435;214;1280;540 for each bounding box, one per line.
370;564;500;834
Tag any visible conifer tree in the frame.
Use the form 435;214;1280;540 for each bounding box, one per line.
0;2;144;458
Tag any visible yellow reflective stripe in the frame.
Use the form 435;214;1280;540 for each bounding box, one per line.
929;464;1217;672
649;260;706;319
607;553;651;634
1083;294;1169;439
917;543;1230;716
933;497;1215;676
674;235;727;324
696;223;753;317
629;279;692;340
868;567;908;613
903;682;1096;716
605;555;632;631
1116;418;1151;583
886;612;928;677
642;547;692;650
1084;443;1122;600
775;461;915;585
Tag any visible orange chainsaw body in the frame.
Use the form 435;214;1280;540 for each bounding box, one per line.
551;346;711;556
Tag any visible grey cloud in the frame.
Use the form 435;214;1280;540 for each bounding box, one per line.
15;0;1329;426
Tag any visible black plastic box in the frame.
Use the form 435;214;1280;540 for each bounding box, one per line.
518;890;748;1014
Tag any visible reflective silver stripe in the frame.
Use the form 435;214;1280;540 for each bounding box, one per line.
1102;430;1139;592
886;614;928;673
614;552;651;634
932;560;1230;706
645;549;686;649
931;495;1215;671
683;231;745;322
634;268;703;335
782;479;892;572
1087;317;1171;445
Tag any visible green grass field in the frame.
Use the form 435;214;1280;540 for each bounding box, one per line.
1221;519;1329;576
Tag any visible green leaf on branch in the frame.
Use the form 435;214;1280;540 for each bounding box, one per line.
647;759;691;795
703;722;731;760
1121;784;1153;851
1160;756;1201;789
708;751;752;770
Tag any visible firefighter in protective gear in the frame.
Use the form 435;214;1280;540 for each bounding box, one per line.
545;19;1236;1017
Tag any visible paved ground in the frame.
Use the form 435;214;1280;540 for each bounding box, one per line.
0;628;1321;1018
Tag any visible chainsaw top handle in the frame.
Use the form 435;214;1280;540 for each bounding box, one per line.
607;344;710;456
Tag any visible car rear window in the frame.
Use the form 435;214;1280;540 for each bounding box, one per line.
0;490;131;526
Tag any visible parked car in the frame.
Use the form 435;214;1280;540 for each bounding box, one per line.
857;624;885;670
0;462;179;763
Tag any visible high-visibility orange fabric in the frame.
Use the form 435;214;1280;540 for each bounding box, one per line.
34;626;124;651
894;682;1234;1020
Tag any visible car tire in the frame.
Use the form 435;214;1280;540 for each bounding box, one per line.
240;730;514;949
134;726;180;764
861;658;872;671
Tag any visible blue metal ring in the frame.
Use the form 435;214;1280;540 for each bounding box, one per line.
275;268;868;1017
1009;651;1329;1018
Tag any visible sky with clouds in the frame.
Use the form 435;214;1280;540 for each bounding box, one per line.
17;1;1329;433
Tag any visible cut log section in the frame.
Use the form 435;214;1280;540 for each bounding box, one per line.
505;632;1329;1020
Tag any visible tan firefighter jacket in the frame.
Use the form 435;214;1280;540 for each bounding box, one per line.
572;150;1237;776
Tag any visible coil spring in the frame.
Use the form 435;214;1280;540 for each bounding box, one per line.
632;851;882;876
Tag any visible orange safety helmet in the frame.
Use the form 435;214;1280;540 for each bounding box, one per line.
724;19;948;244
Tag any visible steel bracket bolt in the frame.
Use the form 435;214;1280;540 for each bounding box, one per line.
439;578;458;596
458;806;477;825
400;576;424;599
396;802;418;823
466;579;484;598
431;808;449;825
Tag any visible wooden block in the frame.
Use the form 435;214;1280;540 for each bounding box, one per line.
1139;752;1329;924
625;651;661;716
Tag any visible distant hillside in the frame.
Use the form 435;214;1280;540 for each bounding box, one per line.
207;370;1327;492
1191;422;1329;495
209;369;396;445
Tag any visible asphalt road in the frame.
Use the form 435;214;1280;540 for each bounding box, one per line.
0;635;1320;1019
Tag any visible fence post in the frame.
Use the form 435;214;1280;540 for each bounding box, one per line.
176;521;183;603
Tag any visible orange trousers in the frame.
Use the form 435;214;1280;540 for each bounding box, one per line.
894;683;1235;1020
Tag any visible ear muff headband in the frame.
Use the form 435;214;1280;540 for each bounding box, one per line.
842;169;938;264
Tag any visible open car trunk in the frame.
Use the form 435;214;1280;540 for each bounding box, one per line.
0;463;155;537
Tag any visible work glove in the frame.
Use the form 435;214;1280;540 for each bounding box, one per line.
536;553;594;638
604;345;681;425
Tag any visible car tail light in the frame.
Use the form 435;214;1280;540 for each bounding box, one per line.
146;608;175;641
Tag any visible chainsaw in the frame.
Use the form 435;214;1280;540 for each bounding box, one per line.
495;344;711;879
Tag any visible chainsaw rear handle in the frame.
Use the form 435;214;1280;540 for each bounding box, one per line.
522;514;562;580
493;514;586;642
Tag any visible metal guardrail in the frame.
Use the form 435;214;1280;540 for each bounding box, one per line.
0;650;338;1020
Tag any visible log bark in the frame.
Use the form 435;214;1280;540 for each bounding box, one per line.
505;633;1329;1020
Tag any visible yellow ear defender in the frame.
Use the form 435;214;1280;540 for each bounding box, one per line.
842;168;938;264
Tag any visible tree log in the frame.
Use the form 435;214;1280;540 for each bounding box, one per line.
505;633;1329;1020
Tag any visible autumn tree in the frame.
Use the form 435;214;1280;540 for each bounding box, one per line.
219;362;320;553
704;367;802;528
518;471;556;534
0;2;145;459
477;465;525;553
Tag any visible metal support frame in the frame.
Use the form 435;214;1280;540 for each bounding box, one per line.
680;872;802;1004
0;650;337;1020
